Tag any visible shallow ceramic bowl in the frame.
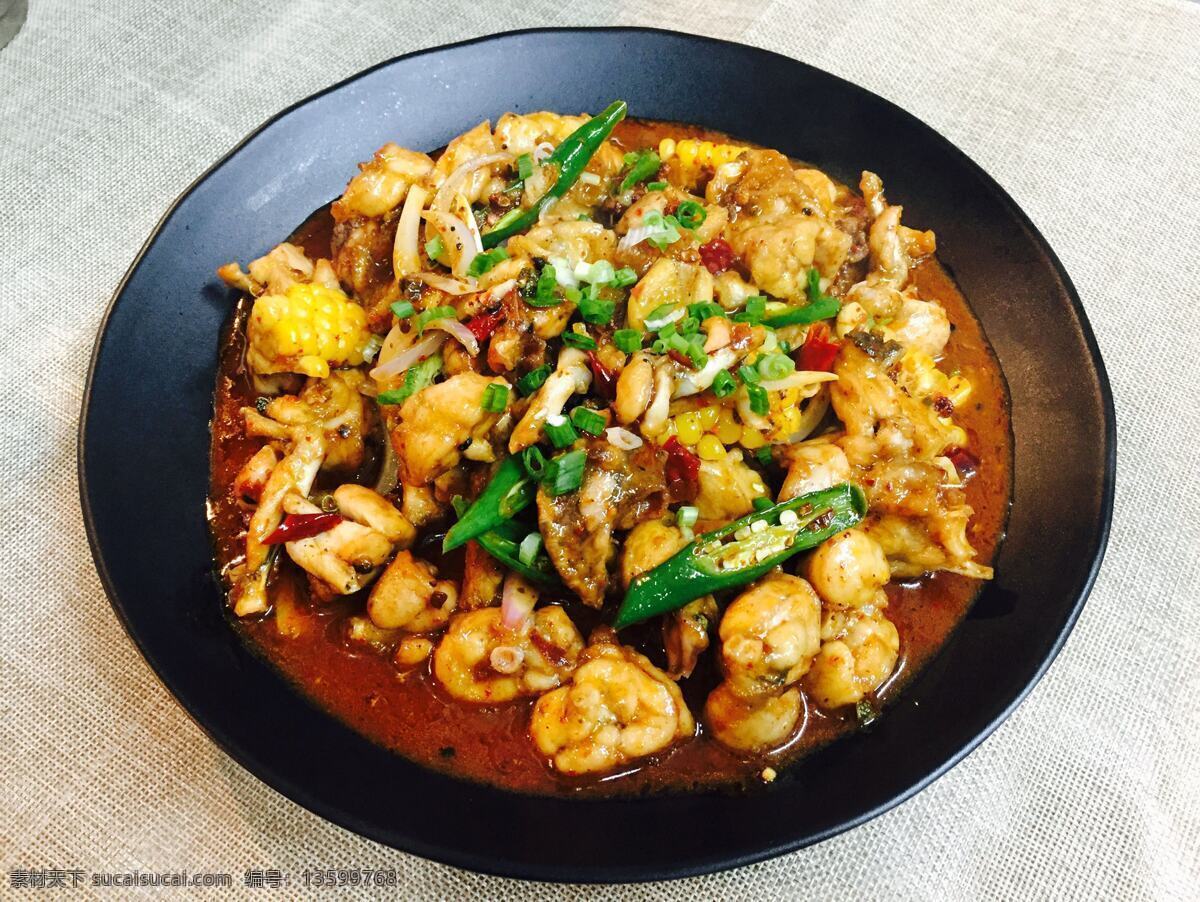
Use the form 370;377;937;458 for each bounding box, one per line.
79;27;1115;882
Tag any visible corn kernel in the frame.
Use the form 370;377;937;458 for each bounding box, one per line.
247;282;369;376
716;408;743;444
697;404;720;431
697;434;726;460
740;427;767;449
675;411;703;445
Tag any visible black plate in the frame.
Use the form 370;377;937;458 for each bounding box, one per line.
79;28;1115;882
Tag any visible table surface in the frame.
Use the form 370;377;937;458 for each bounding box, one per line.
2;0;1198;898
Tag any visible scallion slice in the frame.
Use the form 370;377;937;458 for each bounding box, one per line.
518;531;543;566
480;382;509;413
543;448;587;496
579;296;615;325
612;328;642;353
711;370;737;398
390;300;415;319
544;414;579;449
516;364;552;396
570;406;606;436
521;445;548;478
416;305;457;332
747;383;769;415
675;200;706;229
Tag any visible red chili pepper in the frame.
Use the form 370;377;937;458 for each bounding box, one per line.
464;309;505;343
587;350;618;399
662;436;701;487
263;512;344;544
667;349;695;369
698;238;735;275
796;322;841;372
944;446;980;480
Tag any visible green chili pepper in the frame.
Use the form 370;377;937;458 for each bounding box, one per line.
762;268;842;327
442;456;534;552
613;483;867;629
481;100;628;248
474;518;561;586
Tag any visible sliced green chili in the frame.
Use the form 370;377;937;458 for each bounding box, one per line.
482;100;628;248
613;483;867;628
442;456;534;552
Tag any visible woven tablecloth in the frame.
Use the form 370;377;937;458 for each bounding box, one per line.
3;0;1198;897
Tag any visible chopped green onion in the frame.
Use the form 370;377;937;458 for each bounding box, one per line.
521;446;547;478
527;264;562;307
747;383;769;415
688;302;725;321
425;235;445;262
738;365;761;385
611;267;638;288
543;449;587;496
376;353;443;404
579;296;615;325
480;382;509;413
574;259;616;285
645;180;667;192
754;446;774;467
644;211;683;250
544;414;579;449
658;322;678;341
758;353;796;381
563;286;583;304
619;149;661;192
467;247;509;277
516;153;534;180
752;496;774;512
711;370;737;398
516;364;551;396
675;200;706;229
644;303;682;330
390;300;415;319
667;333;691;354
613;328;642;353
687;344;708;368
746;296;767;318
577;213;592;222
570;406;607;436
676;505;699;529
518;532;543;567
562;330;597;350
679;315;699;336
651;338;668;354
416;305;457;332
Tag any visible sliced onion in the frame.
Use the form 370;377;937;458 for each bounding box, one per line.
433;152;513;212
450;192;485;262
532;141;554;162
369;332;446;380
618;225;654;252
759;371;839;392
425;317;480;356
412;270;478;295
392;184;428;279
500;572;538;630
673;348;738;398
605;427;643;450
423;210;479;278
485;278;517;302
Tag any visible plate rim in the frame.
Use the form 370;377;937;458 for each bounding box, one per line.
78;25;1117;882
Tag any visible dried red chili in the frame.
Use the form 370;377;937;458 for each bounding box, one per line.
698;238;735;274
464;309;505;343
662;436;701;487
797;322;841;372
586;350;618;399
262;512;344;544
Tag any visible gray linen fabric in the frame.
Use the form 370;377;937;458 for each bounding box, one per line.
2;0;1198;898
